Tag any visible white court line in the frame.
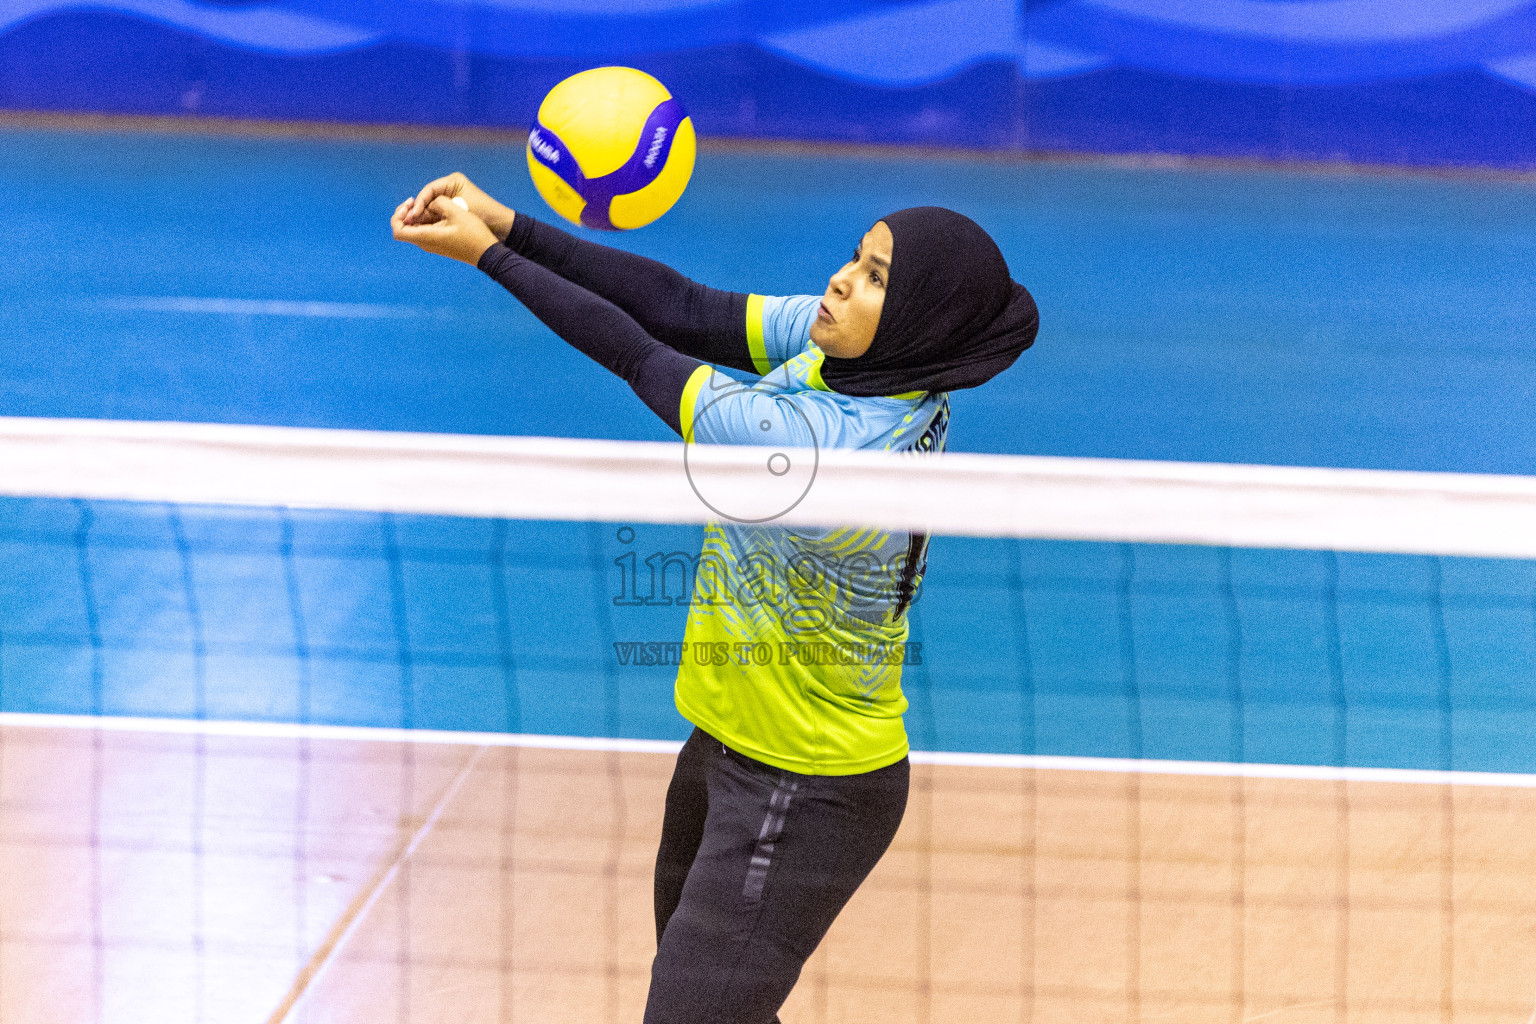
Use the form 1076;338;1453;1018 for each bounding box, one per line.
912;749;1536;788
0;711;685;755
92;296;453;319
5;711;1536;790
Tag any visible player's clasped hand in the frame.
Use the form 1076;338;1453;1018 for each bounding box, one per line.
402;172;516;238
390;194;501;266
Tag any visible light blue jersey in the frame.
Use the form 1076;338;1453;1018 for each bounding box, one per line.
673;294;949;775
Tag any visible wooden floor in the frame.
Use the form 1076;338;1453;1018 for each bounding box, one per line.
1;722;1533;1024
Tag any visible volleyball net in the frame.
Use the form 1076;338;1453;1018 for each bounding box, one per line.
2;415;1535;1023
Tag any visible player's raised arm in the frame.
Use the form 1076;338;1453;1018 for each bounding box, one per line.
475;240;710;435
395;194;706;434
502;212;758;375
405;174;756;375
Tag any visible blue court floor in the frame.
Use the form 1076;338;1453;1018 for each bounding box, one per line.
4;125;1536;472
2;125;1535;773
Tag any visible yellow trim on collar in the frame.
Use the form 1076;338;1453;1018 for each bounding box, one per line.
805;351;833;392
745;294;770;375
679;364;713;441
805;345;925;400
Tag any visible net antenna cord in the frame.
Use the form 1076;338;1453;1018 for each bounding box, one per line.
3;415;1536;559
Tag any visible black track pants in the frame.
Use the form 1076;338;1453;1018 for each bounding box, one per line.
646;726;910;1024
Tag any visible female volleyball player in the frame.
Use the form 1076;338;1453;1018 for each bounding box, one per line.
392;175;1037;1024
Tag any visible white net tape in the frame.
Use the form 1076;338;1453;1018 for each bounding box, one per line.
2;415;1534;557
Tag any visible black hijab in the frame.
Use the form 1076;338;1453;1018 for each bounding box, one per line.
819;207;1038;397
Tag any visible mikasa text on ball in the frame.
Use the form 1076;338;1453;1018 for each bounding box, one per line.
526;67;696;231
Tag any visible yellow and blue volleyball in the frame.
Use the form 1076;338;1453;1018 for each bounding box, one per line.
526;67;695;231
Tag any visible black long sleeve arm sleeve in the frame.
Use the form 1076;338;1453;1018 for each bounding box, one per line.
504;214;758;374
478;242;704;436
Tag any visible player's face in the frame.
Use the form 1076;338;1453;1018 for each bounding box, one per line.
811;221;892;359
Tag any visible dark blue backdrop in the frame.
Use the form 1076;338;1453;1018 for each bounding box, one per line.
6;1;1536;169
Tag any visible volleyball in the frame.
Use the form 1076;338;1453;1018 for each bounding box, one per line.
526;67;696;231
